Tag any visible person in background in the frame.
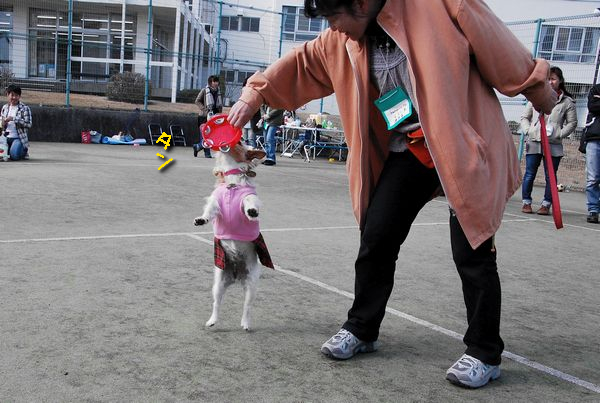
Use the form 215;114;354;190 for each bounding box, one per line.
520;66;577;215
262;106;284;166
1;84;32;161
193;75;223;158
228;0;556;389
242;77;263;149
581;83;600;223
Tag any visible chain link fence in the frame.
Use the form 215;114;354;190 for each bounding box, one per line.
502;13;600;191
0;2;598;189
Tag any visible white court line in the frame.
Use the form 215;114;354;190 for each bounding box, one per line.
0;231;215;244
504;212;600;232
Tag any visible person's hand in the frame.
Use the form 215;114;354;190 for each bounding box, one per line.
537;90;558;115
228;100;257;129
3;116;12;123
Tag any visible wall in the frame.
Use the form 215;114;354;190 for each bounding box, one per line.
29;105;199;146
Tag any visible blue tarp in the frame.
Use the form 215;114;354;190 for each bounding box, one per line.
101;136;147;145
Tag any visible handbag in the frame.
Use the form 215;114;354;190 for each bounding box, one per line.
406;128;434;168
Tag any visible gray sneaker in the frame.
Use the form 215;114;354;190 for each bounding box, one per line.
446;354;501;388
320;328;379;360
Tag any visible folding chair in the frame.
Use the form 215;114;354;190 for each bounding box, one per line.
169;124;186;146
148;123;163;145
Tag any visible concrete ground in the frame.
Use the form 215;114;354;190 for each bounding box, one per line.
1;142;599;402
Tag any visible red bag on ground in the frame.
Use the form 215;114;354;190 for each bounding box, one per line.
81;130;91;144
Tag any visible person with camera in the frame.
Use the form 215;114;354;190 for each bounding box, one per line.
1;84;32;161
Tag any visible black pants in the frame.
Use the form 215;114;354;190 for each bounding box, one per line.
197;115;211;157
342;151;504;365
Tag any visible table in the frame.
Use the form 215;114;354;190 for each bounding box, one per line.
303;127;347;162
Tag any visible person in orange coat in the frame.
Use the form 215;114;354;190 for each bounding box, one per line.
229;0;556;388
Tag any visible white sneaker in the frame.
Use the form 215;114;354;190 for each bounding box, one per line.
446;354;501;388
320;328;379;360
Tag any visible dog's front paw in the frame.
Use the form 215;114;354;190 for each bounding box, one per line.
205;316;217;327
246;208;259;220
194;216;208;226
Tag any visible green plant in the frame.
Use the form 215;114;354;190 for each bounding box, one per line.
177;88;201;104
0;65;15;91
106;72;149;103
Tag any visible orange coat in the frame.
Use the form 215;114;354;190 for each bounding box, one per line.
240;0;555;248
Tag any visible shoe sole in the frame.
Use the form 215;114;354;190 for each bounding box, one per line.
320;342;379;360
446;367;501;389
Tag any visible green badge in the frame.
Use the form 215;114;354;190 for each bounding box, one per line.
374;87;413;130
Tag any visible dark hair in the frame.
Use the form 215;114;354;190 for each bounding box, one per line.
550;66;573;99
5;84;21;96
304;0;355;18
207;75;220;85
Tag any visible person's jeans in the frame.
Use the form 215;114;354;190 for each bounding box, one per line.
245;127;259;148
7;137;26;160
264;125;278;162
342;151;503;365
586;141;600;213
521;153;561;206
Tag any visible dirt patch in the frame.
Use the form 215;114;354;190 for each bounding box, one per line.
21;90;205;114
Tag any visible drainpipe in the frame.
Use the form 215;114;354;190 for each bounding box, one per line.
215;0;222;73
65;0;73;107
171;4;182;103
144;0;153;112
120;0;126;73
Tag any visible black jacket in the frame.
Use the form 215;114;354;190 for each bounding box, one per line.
585;84;600;142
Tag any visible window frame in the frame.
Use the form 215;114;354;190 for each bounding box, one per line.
220;15;259;32
282;6;327;42
538;24;600;64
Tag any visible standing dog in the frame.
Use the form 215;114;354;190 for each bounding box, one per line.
194;143;274;330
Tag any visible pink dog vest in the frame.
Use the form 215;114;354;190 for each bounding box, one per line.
212;184;259;241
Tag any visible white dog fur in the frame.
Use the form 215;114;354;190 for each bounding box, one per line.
194;143;267;330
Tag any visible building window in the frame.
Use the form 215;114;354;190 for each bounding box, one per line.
0;10;13;65
222;69;254;84
28;8;137;80
220;16;259;32
538;25;600;63
224;69;235;83
282;6;327;42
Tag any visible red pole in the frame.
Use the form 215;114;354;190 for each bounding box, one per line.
538;114;563;229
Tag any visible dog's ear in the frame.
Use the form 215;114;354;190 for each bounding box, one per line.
246;149;266;161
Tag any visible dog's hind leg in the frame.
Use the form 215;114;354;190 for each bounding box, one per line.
206;268;231;327
240;258;261;331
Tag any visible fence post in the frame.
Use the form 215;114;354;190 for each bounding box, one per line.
215;0;223;74
593;14;600;86
65;0;73;107
532;18;544;57
144;0;153;112
278;11;283;58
